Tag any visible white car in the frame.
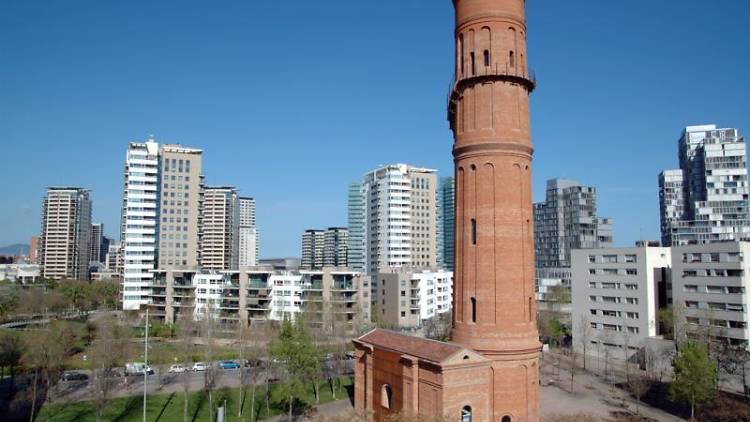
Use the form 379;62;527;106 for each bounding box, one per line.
192;362;207;372
168;364;186;373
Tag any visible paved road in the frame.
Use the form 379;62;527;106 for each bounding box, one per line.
53;359;354;403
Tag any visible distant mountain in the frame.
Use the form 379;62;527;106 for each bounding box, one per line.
0;244;29;256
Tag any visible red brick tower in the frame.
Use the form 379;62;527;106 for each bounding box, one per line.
448;0;541;420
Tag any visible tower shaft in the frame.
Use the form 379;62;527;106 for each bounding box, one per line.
449;0;540;420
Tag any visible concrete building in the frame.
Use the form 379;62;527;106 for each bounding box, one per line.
660;125;750;246
157;144;203;269
301;229;325;269
0;264;41;284
672;242;750;346
28;236;39;265
89;223;104;266
148;267;370;334
323;227;348;268
376;268;453;328
121;139;160;309
438;176;455;270
239;197;259;267
571;246;672;360
40;187;92;280
360;164;438;275
104;241;123;273
347;182;366;271
199;186;240;271
356;0;541;419
534;178;613;269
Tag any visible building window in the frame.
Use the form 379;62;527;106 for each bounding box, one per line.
470;52;476;75
509;51;515;68
471;297;477;323
381;384;392;409
471;219;477;245
461;406;472;422
483;50;490;67
502;416;512;422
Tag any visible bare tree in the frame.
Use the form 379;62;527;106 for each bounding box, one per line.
89;314;131;422
200;303;218;422
176;313;196;422
424;311;452;342
575;315;593;371
236;323;251;418
627;370;652;416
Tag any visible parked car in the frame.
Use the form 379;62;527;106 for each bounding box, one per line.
192;362;207;372
218;360;241;370
61;371;88;382
125;363;154;376
168;364;187;373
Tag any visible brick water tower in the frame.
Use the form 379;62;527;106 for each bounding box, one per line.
448;0;541;419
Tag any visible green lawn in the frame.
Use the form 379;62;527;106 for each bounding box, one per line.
37;377;353;422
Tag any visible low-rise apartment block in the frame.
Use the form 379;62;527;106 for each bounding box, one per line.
375;268;452;328
148;267;371;335
672;242;750;346
572;246;671;359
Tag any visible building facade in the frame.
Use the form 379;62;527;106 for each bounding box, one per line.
157;144;203;269
672;242;750;346
361;164;439;275
323;227;348;268
438;176;455;270
40;187;92;280
199;186;240;271
571;246;672;360
534;178;613;269
239;197;259;267
148;267;371;334
121;140;160;309
347;182;366;271
301;229;325;269
89;223;104;265
660;125;750;246
376;268;453;328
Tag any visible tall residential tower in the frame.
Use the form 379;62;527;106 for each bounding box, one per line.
40;187;92;280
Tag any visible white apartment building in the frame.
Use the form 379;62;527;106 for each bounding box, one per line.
672;242;750;346
200;186;240;271
40;187;92;280
193;272;229;319
239;197;258;267
361;164;438;275
377;268;453;328
660;125;750;246
121;140;160;310
571;246;671;359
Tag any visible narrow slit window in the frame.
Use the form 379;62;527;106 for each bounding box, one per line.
470;52;476;75
471;218;477;245
471;297;477;323
459;34;465;75
509;51;515;68
483;50;490;67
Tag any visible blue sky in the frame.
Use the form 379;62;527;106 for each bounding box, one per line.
1;0;748;257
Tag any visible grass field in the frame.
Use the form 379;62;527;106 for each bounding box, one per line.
37;377;353;422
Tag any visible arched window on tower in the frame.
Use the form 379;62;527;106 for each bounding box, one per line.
461;406;473;422
471;218;477;245
381;384;393;409
470;52;476;75
471;297;477;323
483;50;490;67
459;34;465;75
509;51;515;68
502;416;512;422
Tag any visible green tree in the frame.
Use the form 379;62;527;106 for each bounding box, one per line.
670;341;717;420
268;316;322;421
0;329;23;399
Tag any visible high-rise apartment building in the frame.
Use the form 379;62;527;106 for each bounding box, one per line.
534;178;613;269
301;229;325;269
121;140;160;309
28;236;39;264
239;197;259;267
105;241;123;273
438;176;455;270
323;227;348;267
347;183;365;271
199;186;240;271
90;223;103;265
659;125;750;246
40;187;92;280
157;144;203;269
360;164;438;275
